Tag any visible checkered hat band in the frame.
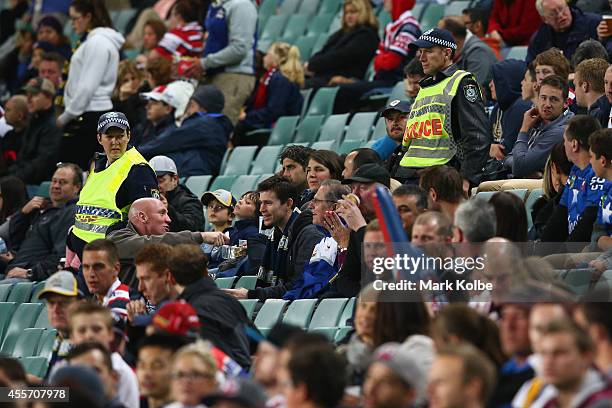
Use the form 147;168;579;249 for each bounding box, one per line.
419;35;457;50
97;117;130;132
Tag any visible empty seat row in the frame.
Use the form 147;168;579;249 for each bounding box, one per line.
214;276;258;290
0;281;46;304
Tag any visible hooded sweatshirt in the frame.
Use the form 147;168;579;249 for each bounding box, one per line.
490;59;533;153
58;27;124;125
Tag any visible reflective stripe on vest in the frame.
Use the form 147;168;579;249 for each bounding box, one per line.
72;148;151;243
399;70;471;168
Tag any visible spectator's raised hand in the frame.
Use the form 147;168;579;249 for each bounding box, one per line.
323;210;350;249
22;196;46;214
201;231;230;246
489;143;505;161
336;197;367;231
597;20;611;40
126;299;146;323
183;59;205;79
520;107;541;133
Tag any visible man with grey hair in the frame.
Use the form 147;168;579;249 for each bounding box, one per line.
527;0;601;64
411;211;453;247
453;200;497;243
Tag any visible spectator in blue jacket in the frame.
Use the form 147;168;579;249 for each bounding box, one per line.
526;0;601;64
138;85;232;177
233;42;304;146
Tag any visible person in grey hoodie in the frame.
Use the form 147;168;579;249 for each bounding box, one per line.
185;0;258;124
57;0;124;170
505;75;574;178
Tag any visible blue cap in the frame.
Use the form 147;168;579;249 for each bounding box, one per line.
409;28;457;51
381;99;411;117
97;111;130;134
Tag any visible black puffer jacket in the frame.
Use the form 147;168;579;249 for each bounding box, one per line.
167;184;204;232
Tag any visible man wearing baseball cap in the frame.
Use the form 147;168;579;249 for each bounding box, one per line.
371;99;411;164
149;155;204;232
69;111;159;264
393;28;490;189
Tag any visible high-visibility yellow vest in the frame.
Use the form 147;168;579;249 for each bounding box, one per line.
72;148;151;243
399;69;472;168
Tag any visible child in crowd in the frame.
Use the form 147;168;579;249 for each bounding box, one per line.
231;191;261;246
201;189;236;270
152;0;203;60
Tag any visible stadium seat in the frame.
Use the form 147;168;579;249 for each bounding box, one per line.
525;188;544;230
37;328;58;360
251;146;284;175
563;268;594;291
21;356;49;378
282;14;310;43
7;282;33;303
308;298;348;329
328;9;342;33
254;299;289;335
223;146;258;175
219;148;232;175
282;299;318;328
338;139;364;155
30;281;46;303
294;35;318;61
12;328;44;358
345;112;378;141
294;115;325;144
377;10;392;37
310;327;337;340
259;15;289;50
0;284;12;302
420;3;445;30
235;276;258;290
266;116;299;146
298;0;320;14
209;175;239;192
279;0;302;15
338;297;355;327
319;113;349;142
258;0;278;32
185;175;212;199
232;175;260;198
306;87;339;118
371;117;387;140
504;46;528;61
1;302;43;355
335;326;352;342
312;33;330;55
363;140;377;149
114;9;137;33
239;299;259;320
215;277;236;289
311;141;336;150
411;3;427;20
258;174;274;185
474;191;495;201
307;13;336;36
300;89;313;118
444;0;470;16
0;302;17;341
386;82;408;105
318;0;342;15
34;306;51;329
508;188;529;201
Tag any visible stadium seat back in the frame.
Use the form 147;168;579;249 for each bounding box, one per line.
309;298;348;329
311;141;336;150
283;299;318;328
34;306;52;329
306;87;339;118
185;175;212;200
318;0;342;15
335;326;352;342
345;112;378;141
312;33;330;54
310;326;337;340
209;175;239;192
298;0;320;14
371;117;387;140
525;188;544;230
1;302;43;355
295;35;317;61
268;116;299;146
338;139;364;155
251;145;284;175
231;175;260;199
420;4;445;30
0;284;12;302
223;146;258;176
260;15;289;42
295;115;325;144
319;113;349;142
30;281;46;303
37;328;58;360
239;299;260;320
338;297;355;327
279;0;302;15
505;46;528;61
444;1;470;16
386;82;408;105
21;356;49;378
235;276;258;290
215;277;236;289
254;299;289;333
282;14;310;43
13;328;44;358
508;188;529;201
258;0;278;31
0;302;17;341
7;282;34;303
307;13;335;36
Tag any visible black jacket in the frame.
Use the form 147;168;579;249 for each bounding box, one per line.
8;199;77;281
179;277;254;368
8;106;62;184
334;226;366;298
308;25;379;82
166;184;204;232
132;113;176;148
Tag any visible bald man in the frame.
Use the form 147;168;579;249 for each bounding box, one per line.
2;96;28;170
107;198;227;285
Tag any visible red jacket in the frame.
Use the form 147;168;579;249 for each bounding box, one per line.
488;0;542;46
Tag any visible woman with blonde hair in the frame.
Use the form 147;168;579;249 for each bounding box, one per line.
233;42;304;146
306;0;379;90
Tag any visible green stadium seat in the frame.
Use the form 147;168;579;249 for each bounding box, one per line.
239;299;260;320
282;14;310;43
298;0;320;14
525;188;544;230
420;4;445;30
444;1;470;16
308;298;348;329
362;140;376;149
328;10;342;34
338;297;355;327
258;0;278;32
258;174;274;185
215;277;236;289
232;175;260;198
307;13;335;36
294;115;324;144
411;3;426;20
318;0;342;15
235;276;258;290
209;175;239;192
310;326;337;340
7;282;34;303
0;302;17;342
371;117;387;140
300;89;313;118
254;299;289;334
1;303;43;355
306;87;339;118
311;141;336;150
21;356;49;378
319;113;349;142
185;175;212;199
294;35;317;61
30;281;46;303
505;46;528;61
251;145;284;175
114;9;138;33
223;146;258;175
508;188;529;201
0;284;12;302
259;15;290;50
345;112;378;141
335;326;353;342
13;328;44;358
283;299;318;328
386;82;408;105
312;33;330;55
474;191;495;201
377;10;392;37
267;116;299;146
219;148;232;175
279;0;302;14
338;139;363;155
37;329;58;360
37;181;51;198
34;306;51;329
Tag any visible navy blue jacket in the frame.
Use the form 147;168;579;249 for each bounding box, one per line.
526;7;600;63
138;112;233;177
230;218;259;246
590;94;611;128
490;59;533;153
242;70;303;129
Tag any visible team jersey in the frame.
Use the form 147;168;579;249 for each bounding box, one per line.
155;22;204;59
560;164;606;234
596;179;612;236
102;279;130;321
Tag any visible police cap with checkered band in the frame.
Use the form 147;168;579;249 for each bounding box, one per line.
409;28;457;51
97;111;130;134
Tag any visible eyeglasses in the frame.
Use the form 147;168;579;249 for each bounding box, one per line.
171;371;214;381
311;198;337;205
543;5;568;19
207;204;227;212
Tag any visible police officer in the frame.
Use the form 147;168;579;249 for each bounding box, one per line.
391;28;490;188
67;112;159;261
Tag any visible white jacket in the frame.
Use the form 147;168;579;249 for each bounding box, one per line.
59;27;124;125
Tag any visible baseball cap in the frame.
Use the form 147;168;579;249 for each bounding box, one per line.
23;77;55;97
97;111;130;134
140;80;195;120
38;270;78;299
191;85;225;114
152;300;201;336
372;343;421;388
409;28;457;51
381;99;411;118
202;378;268;408
201;189;237;209
342;163;391;188
150;155;178;176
